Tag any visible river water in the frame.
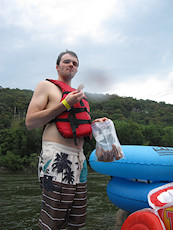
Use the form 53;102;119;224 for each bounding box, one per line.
0;169;118;230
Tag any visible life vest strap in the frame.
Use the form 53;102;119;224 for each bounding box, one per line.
70;107;90;114
55;114;91;146
54;118;91;125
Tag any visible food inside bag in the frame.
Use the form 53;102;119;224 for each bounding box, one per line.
91;119;124;162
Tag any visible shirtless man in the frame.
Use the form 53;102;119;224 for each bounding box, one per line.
25;50;107;230
26;51;84;148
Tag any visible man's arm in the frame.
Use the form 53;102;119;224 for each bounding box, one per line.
25;81;85;130
25;81;61;129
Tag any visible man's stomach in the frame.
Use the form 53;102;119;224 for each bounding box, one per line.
42;123;84;149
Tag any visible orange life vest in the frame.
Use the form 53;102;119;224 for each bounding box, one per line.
47;79;92;145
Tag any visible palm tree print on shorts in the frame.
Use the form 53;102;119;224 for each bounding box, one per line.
52;152;75;184
63;167;75;184
43;175;54;191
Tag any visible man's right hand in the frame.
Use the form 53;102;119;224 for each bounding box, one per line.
65;90;84;107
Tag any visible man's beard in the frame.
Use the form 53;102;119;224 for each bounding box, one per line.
62;71;75;80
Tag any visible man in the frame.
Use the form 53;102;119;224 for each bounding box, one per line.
26;50;107;230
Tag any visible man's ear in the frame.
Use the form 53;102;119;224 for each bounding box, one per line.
56;65;59;71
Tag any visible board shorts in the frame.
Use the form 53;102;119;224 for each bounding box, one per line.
38;141;87;230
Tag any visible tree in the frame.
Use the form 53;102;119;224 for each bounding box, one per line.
115;120;145;145
142;124;164;146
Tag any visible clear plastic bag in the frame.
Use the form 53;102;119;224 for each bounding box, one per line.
91;119;124;162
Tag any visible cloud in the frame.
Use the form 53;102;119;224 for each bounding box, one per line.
0;0;118;43
108;72;173;104
75;67;173;105
0;0;173;105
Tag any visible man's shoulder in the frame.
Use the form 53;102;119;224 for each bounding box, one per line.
42;79;62;96
34;80;60;95
36;80;57;89
38;79;52;86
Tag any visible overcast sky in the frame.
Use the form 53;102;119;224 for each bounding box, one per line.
0;0;173;104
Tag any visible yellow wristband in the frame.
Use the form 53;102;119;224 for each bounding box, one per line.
62;99;71;111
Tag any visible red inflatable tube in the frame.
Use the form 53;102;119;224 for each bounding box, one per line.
121;210;164;230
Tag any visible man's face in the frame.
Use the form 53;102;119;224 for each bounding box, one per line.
56;53;78;80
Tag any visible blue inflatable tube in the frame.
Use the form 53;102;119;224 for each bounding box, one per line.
89;145;173;181
107;177;166;213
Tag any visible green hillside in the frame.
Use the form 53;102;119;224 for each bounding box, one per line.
0;87;173;171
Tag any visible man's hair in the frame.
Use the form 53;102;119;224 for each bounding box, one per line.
56;50;79;65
